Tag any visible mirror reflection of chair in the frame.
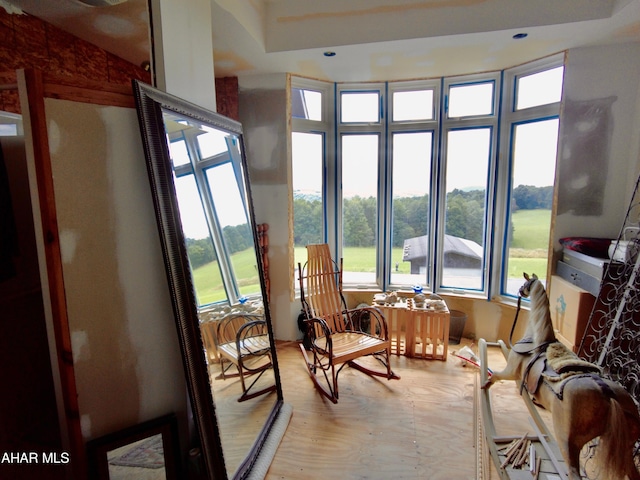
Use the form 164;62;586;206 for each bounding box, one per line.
298;243;400;403
200;320;220;366
214;313;276;402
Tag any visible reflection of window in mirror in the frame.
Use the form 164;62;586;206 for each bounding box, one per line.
206;163;259;298
107;434;165;480
196;126;230;158
174;174;224;305
165;115;259;307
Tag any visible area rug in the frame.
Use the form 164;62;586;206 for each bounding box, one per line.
109;435;164;469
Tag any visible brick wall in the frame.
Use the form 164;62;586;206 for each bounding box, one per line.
215;76;239;121
0;8;151;114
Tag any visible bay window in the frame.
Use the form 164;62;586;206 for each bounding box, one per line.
291;53;564;300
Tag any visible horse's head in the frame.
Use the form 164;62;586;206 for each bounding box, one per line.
518;272;539;298
518;272;556;345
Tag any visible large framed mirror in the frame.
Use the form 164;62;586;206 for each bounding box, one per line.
132;80;285;480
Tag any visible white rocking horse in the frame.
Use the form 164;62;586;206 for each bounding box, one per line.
484;273;640;480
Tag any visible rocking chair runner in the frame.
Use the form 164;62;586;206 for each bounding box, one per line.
214;313;276;402
298;244;400;403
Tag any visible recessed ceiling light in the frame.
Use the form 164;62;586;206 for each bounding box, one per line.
513;33;528;40
324;51;336;57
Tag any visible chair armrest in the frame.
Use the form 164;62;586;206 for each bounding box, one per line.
234;319;273;374
300;316;333;354
235;319;271;356
344;306;389;340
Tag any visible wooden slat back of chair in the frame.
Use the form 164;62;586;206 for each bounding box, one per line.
303;244;347;333
200;320;219;364
216;314;251;346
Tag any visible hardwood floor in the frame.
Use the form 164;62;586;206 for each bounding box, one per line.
266;340;541;479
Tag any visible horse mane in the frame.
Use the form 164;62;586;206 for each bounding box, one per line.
524;279;557;345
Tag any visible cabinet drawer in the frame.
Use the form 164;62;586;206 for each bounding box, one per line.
556;260;601;297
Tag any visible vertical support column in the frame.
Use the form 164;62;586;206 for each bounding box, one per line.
148;0;217;111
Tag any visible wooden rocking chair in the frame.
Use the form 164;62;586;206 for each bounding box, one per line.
215;313;276;402
298;244;399;403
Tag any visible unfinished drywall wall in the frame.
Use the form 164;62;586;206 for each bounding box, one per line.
239;73;301;340
42;98;187;441
557;95;617;216
150;0;217;111
555;42;640;243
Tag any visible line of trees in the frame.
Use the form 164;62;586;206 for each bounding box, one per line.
186;223;253;269
293;185;552;248
186;184;552;269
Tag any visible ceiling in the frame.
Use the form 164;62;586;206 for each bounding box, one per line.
4;0;640;82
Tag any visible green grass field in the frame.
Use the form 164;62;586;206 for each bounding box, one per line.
192;248;261;305
508;209;550;277
509;209;551;249
295;209;550;277
196;209;551;304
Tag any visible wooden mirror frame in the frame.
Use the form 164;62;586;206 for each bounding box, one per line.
132;80;284;480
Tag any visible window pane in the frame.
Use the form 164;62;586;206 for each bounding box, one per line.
174;174;225;305
390;132;432;287
341;92;380;123
292;88;322;121
442;128;491;290
0;111;22;136
0;124;17;136
342;134;379;284
448;82;494;117
168;138;190;167
197;126;230;159
393;90;434;121
516;66;564;110
504;119;558;295
292;132;324;271
206;163;261;299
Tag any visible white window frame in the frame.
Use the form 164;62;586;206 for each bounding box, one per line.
335;83;386;286
437;73;501;296
385;79;440;290
171;128;249;306
290;77;335;278
493;53;565;301
291;53;564;301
